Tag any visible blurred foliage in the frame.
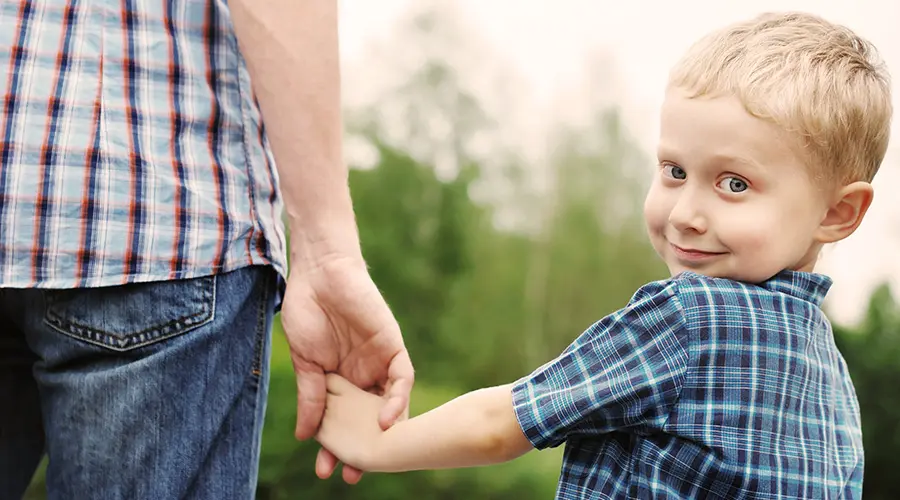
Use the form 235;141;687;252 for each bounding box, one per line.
833;285;900;500
255;324;563;500
23;5;900;499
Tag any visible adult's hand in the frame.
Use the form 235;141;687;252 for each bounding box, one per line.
229;0;413;482
281;254;414;484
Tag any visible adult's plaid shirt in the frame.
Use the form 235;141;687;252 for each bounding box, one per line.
513;270;863;499
0;0;285;289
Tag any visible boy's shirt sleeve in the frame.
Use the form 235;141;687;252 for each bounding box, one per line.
511;280;690;450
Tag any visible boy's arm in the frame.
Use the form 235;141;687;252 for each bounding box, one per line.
316;375;534;473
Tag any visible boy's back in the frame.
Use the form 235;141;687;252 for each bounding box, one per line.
522;271;862;498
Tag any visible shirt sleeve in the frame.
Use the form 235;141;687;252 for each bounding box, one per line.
511;280;690;450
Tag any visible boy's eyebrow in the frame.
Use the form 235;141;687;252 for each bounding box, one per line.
713;153;764;173
656;145;679;162
655;148;765;173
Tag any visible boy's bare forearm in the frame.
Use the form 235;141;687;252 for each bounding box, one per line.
368;384;534;472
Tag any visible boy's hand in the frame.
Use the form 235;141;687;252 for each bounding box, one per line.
316;373;390;474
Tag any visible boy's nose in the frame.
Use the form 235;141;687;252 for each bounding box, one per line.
668;194;707;234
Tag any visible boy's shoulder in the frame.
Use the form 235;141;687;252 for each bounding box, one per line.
619;271;835;366
629;270;833;313
629;271;761;306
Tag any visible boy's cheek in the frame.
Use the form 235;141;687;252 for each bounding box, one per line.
642;188;669;235
716;212;768;252
720;222;787;275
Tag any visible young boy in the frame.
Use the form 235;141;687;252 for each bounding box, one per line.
315;12;892;499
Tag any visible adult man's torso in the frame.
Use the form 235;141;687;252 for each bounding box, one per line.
0;0;285;289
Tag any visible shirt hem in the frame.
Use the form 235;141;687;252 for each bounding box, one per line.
0;256;287;290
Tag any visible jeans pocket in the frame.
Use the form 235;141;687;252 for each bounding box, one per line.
43;275;216;352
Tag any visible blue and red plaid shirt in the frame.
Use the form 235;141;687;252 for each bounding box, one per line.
0;0;285;289
513;270;863;499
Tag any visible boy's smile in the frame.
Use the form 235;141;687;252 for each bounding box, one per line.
644;88;833;283
669;243;727;264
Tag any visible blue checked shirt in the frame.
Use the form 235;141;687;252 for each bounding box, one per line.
512;270;863;499
0;0;285;289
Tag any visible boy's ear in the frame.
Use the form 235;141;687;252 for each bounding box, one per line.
816;181;874;244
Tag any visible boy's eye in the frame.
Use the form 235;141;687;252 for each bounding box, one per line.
718;176;749;193
663;164;686;180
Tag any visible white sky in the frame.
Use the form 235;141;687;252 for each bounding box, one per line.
337;0;900;326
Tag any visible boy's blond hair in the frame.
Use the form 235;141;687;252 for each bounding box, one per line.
669;12;892;184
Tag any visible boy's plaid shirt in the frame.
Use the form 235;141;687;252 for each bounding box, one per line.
513;270;863;499
0;0;285;289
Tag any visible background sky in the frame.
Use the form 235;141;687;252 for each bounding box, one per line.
336;0;900;326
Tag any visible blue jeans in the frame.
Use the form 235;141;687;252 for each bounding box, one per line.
0;265;277;499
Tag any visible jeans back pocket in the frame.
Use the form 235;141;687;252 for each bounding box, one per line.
44;275;216;352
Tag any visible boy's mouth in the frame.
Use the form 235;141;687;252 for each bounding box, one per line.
670;243;727;263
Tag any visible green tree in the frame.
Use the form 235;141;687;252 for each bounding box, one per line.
833;284;900;500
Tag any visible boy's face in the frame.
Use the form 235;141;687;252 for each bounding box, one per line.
644;88;830;283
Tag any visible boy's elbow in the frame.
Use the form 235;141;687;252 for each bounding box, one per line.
476;386;534;463
486;424;534;463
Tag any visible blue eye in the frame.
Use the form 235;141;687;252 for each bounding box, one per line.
718;176;749;193
663;164;686;180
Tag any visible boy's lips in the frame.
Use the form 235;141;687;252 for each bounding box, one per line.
670;243;727;262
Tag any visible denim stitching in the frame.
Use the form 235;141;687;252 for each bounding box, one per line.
43;276;217;351
250;268;273;377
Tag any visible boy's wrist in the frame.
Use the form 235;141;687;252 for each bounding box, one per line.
357;430;394;473
381;424;410;472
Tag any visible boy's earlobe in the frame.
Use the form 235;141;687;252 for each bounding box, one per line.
816;181;874;244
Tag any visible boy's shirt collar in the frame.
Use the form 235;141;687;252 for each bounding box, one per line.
763;269;833;306
677;269;833;307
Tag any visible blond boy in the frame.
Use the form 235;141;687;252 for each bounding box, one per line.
315;12;892;499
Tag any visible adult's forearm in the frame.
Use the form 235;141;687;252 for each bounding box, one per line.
230;0;360;262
